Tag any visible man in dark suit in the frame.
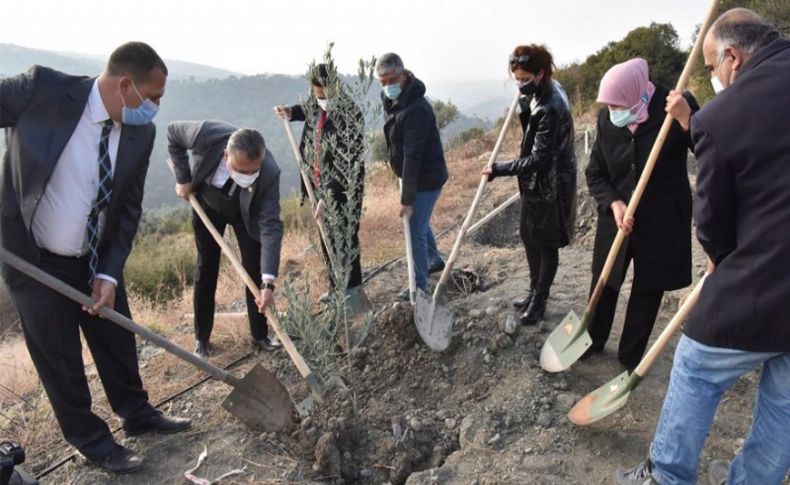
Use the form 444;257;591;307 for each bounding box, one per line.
616;9;790;485
167;121;284;358
0;42;190;474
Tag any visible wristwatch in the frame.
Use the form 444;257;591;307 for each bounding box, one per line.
262;282;276;291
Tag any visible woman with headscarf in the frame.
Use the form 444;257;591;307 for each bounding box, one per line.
484;44;577;326
583;58;699;370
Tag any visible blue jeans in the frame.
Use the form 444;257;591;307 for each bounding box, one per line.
650;335;790;485
409;188;443;290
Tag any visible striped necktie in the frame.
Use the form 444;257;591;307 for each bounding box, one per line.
87;120;114;283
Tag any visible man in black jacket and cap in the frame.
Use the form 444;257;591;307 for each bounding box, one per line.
376;53;447;300
616;8;790;485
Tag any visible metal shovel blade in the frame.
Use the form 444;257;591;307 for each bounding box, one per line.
221;363;294;431
568;371;641;426
540;310;593;373
345;286;372;316
295;374;347;416
414;288;453;351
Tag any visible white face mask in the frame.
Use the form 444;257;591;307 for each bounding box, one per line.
229;169;259;189
316;98;329;111
710;75;725;95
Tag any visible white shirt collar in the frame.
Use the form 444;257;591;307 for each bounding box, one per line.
87;80;120;128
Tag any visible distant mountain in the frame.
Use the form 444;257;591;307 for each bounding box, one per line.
429;78;516;121
0;43;238;80
0;46;489;209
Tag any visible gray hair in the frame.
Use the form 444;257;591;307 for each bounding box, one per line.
227;128;265;160
711;8;779;58
376;53;404;76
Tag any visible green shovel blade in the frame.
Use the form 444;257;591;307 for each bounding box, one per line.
568;371;642;425
540;310;593;373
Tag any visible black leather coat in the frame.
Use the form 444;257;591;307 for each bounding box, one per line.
491;80;577;248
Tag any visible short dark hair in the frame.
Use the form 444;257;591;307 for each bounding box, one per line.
106;42;168;83
510;44;555;81
310;63;330;87
227;128;265;160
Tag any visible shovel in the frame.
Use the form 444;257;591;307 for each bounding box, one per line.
186;193;344;416
539;0;721;373
281;116;371;316
414;91;522;351
467;191;520;235
568;274;707;425
402;205;418;306
0;247;293;431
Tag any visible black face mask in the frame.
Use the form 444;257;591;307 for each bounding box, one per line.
518;80;538;96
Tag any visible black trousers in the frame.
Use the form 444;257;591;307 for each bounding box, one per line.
319;208;363;290
192;204;267;344
6;251;155;459
523;244;559;296
587;247;664;369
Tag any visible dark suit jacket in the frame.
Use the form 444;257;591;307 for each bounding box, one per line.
167;120;283;277
290;99;365;217
0;66;153;288
686;39;790;352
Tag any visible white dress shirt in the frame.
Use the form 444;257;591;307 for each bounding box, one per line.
209;156;231;189
32;80;120;284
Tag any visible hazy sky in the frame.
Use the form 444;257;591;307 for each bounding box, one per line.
2;0;711;85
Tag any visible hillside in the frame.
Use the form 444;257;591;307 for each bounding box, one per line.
0;46;491;209
0;43;239;81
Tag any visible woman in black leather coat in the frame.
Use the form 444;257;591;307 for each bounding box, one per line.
484;44;577;325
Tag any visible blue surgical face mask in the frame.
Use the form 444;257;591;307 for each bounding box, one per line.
609;108;638;128
382;84;402;100
121;81;159;125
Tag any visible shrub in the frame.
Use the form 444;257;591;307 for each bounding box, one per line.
125;233;195;302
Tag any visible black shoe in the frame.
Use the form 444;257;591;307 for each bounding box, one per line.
255;335;283;352
520;293;548;326
123;411;191;437
580;345;604;361
428;260;445;275
86;444;144;474
512;290;535;311
194;340;211;359
614;456;658;485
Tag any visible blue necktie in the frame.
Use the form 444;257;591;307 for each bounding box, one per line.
87;120;114;284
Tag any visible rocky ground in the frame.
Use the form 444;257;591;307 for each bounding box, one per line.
3;133;785;484
25;180;780;485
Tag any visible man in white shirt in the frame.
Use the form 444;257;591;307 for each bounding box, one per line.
0;42;190;474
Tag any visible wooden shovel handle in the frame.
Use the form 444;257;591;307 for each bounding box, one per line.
400;180;417;304
0;247;238;385
281;117;340;275
633;274;707;376
467;191;520;235
434;91;522;296
586;0;721;314
187;191;315;380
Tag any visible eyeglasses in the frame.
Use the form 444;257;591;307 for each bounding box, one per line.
509;54;531;67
